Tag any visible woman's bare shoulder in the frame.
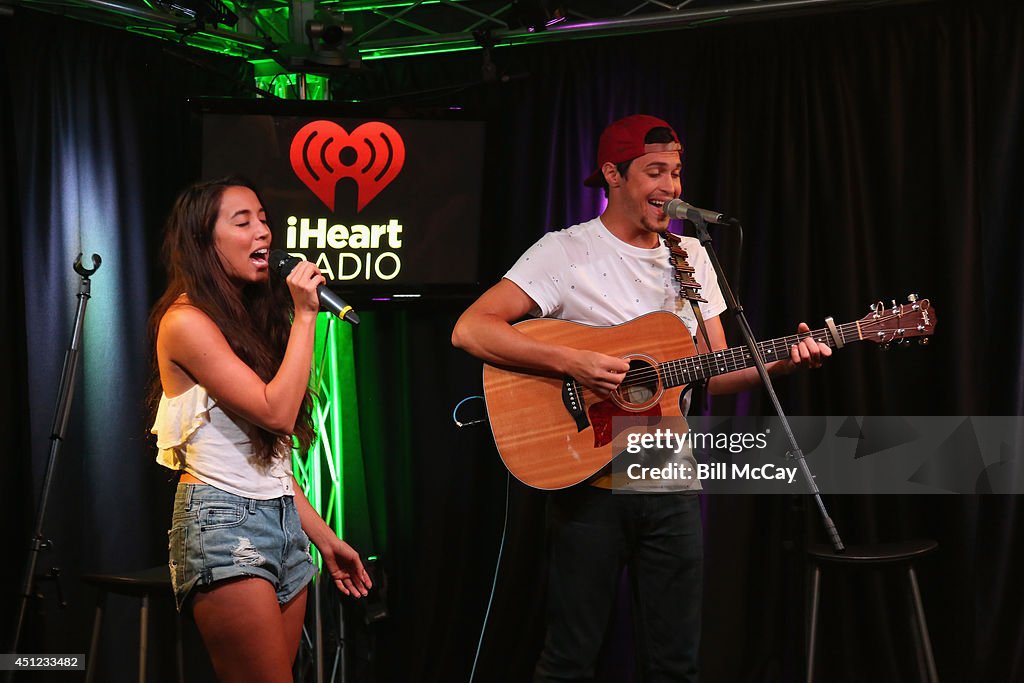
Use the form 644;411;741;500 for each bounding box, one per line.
159;297;222;345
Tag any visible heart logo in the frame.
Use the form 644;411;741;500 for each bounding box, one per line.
290;120;406;212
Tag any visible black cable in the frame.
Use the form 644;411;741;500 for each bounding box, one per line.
468;471;511;683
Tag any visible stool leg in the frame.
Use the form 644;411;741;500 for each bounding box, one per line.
907;566;939;683
175;612;185;683
85;590;106;683
807;565;821;683
139;594;149;683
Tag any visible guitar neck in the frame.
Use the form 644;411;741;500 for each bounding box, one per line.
660;319;862;388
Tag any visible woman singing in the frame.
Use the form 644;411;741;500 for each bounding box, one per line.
149;177;370;681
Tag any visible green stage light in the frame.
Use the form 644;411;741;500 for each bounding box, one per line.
294;314;361;565
254;73;330;100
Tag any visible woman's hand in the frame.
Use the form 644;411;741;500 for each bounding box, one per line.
320;537;373;598
285;259;326;316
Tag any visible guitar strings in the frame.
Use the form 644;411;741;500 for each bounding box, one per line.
568;311;915;400
612;323;848;389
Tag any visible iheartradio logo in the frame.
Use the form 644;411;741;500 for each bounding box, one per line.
290;121;406;212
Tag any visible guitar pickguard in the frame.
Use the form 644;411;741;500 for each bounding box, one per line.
587;400;663;448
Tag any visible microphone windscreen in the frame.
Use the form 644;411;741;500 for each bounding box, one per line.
663;198;686;220
269;250;300;278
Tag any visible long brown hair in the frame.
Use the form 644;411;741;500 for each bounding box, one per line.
147;176;315;465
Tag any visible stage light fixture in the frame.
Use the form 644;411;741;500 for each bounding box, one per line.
305;17;353;66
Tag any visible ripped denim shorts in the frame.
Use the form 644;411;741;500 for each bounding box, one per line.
168;483;316;612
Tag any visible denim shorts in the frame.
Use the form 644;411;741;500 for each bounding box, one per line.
167;483;316;611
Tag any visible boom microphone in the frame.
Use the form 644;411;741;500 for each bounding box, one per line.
269;250;360;325
663;198;732;225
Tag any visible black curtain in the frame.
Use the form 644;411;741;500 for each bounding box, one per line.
3;1;1024;682
0;3;33;657
0;8;252;677
340;2;1024;682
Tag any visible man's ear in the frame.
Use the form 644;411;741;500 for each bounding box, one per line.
602;162;621;188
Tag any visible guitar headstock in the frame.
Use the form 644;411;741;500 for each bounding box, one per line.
859;294;936;346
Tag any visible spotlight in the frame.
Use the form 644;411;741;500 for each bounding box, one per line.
307;20;351;49
305;18;353;66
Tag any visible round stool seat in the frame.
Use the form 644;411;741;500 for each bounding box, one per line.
807;539;938;565
84;565;181;683
805;539;939;683
82;566;172;593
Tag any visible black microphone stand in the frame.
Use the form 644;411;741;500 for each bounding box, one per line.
685;209;844;552
9;253;102;663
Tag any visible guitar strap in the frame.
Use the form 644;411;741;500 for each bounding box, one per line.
662;231;714;361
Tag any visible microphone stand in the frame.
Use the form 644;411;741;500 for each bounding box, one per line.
686;209;844;552
9;253;102;663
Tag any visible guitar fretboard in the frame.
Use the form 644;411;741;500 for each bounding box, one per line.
564;301;931;401
656;321;860;388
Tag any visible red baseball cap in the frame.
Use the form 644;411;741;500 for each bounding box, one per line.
583;114;683;188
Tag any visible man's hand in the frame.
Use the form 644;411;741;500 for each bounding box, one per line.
781;322;832;372
565;349;630;397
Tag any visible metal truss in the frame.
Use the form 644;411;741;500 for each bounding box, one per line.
5;0;930;65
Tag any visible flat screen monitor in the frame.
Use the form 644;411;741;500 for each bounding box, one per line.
192;98;486;302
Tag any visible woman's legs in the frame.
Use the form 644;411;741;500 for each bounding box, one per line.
280;585;309;661
192;577;300;682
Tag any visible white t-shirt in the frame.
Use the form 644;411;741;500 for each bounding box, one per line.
504;217;725;331
503;216;727;491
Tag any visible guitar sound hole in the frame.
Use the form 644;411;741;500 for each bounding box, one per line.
615;358;660;410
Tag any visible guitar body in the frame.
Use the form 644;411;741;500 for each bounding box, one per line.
482;311;698;490
480;296;935;490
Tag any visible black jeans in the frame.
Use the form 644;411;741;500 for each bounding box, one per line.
534;486;703;683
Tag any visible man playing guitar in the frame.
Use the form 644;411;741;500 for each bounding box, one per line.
452;114;830;682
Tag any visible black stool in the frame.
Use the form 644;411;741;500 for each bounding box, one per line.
806;540;939;683
83;566;184;683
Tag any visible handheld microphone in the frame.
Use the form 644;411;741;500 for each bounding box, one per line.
269;250;360;325
663;198;732;225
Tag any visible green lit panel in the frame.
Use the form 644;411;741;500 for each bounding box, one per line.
293;314;361;566
255;73;331;100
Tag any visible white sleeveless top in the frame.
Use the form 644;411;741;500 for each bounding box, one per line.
152;384;295;499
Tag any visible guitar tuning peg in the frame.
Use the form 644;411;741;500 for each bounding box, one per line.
882;342;892;351
907;293;919;303
918;338;929;346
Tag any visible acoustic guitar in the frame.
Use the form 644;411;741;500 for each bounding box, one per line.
482;296;936;490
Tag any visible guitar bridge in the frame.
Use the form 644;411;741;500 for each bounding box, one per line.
562;377;589;432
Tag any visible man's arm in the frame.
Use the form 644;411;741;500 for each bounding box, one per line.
697;316;831;395
452;278;630;396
